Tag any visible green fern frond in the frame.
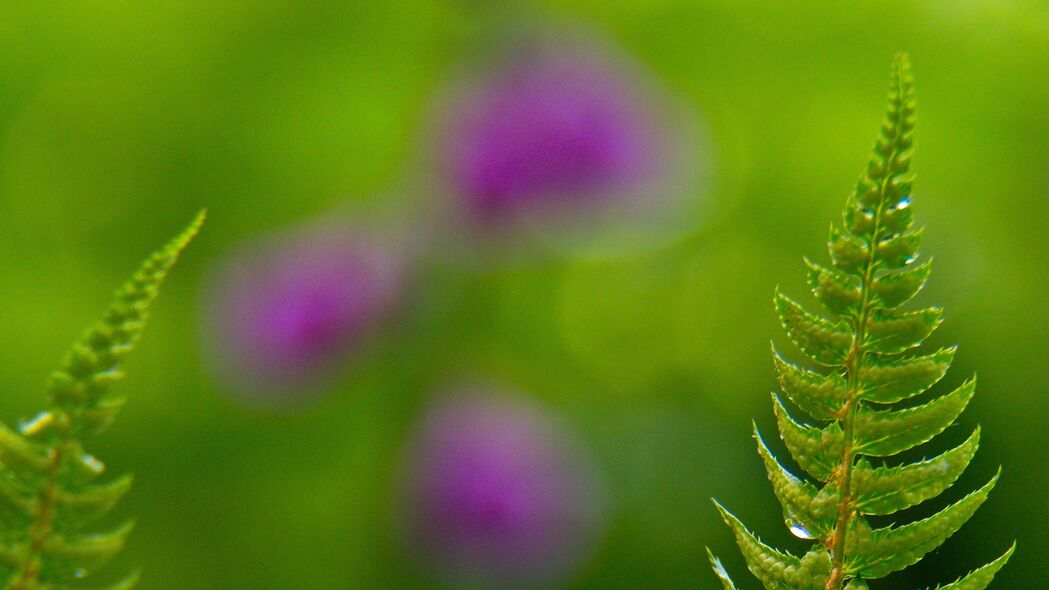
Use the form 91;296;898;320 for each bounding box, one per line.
0;212;204;590
710;55;1013;589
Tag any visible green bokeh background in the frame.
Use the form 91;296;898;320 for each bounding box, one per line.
1;1;1046;588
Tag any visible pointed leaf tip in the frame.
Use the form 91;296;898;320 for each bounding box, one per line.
707;547;739;590
47;212;205;418
928;542;1015;590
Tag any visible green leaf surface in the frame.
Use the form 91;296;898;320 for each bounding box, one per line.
843;199;876;237
805;259;862;316
0;474;35;528
863;307;943;355
0;422;49;478
844;473;998;579
828;226;870;275
858;347;955;404
775;292;852;366
772;395;842;482
877;196;914;236
755;427;837;539
853;377;975;457
54;474;134;528
871;259;932;308
40;521;135;582
874;228;923;269
772;347;847;421
852;427;979;515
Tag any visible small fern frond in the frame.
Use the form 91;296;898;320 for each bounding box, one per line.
710;55;1013;589
0;212;204;589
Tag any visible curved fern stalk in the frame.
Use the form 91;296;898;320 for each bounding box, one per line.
0;212;204;590
708;56;1014;589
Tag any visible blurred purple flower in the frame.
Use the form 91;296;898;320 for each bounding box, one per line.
398;387;605;588
202;220;408;403
440;37;672;228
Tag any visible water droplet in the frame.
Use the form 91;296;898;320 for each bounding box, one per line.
786;519;815;540
19;412;54;436
895;197;911;210
93;368;123;380
73;568;87;579
79;454;105;475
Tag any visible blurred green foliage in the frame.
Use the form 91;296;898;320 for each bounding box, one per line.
0;1;1046;588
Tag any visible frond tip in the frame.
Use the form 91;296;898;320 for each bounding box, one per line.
929;543;1015;590
709;55;1013;589
0;212;203;589
707;547;738;590
46;209;206;432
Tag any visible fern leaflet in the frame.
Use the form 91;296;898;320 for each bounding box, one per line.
708;55;1013;590
0;211;204;589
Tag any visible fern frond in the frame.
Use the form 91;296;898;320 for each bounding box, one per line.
710;55;1013;589
0;212;204;589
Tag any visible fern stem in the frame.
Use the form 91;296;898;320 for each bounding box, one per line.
825;61;908;588
826;240;876;587
11;433;68;590
824;220;880;590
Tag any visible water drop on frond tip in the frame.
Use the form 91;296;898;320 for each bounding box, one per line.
79;453;105;475
787;519;815;540
19;411;56;436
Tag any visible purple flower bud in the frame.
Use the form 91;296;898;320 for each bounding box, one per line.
398;387;605;588
438;34;676;231
202;219;408;403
